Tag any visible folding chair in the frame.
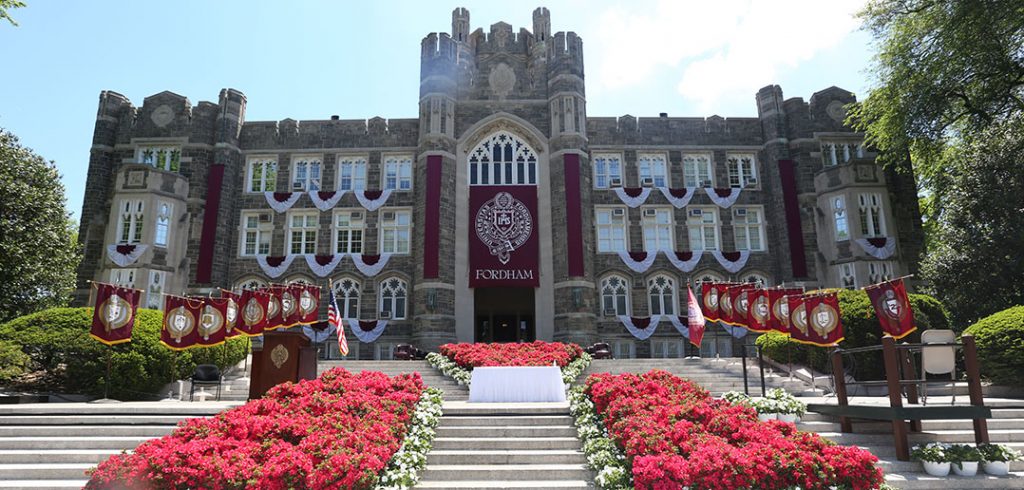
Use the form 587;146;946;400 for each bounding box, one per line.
920;329;957;405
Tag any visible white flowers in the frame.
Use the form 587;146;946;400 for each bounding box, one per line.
568;387;630;490
562;353;593;384
425;352;472;385
374;388;444;490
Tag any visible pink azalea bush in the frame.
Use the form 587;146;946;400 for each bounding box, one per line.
586;370;884;490
85;368;423;489
440;340;583;368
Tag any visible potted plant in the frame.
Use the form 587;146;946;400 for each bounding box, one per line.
911;442;951;476
947;443;982;476
777;396;806;423
754;398;781;421
722;391;751;406
978;443;1021;476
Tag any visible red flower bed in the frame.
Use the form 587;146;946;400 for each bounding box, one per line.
86;368;423;489
440;341;583;368
587;370;883;490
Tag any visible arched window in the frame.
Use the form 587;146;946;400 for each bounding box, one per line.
693;270;724;287
286;276;314;286
379;277;408;320
600;275;630;316
236;277;268;291
648;274;677;316
743;273;770;288
468;131;539;185
332;277;361;319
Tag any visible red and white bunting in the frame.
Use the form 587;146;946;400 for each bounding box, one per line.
264;192;302;213
305;254;345;277
667;315;691;340
855;237;897;260
664;250;702;273
351;253;392;277
613;187;652;208
308;190;346;211
355;189;393;211
618;315;661;340
705;187;742;208
106;244;148;267
255;255;295;278
658;187;695;208
348;319;388;343
711;250;750;274
618;250;656;273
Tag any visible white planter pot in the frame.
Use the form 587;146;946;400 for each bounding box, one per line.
757;412;778;422
922;461;951;477
778;413;799;423
983;461;1009;476
952;461;979;476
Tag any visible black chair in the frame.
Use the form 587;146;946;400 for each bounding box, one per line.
189;364;222;401
393;344;416;360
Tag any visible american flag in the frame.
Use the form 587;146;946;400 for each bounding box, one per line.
328;282;349;356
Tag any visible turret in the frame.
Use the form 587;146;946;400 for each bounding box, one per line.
532;7;550;41
452;7;470;42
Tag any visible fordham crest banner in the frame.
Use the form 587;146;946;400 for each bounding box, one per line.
469;186;539;287
90;283;140;346
866;278;916;339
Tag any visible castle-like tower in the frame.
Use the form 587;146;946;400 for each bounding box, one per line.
74;7;923;359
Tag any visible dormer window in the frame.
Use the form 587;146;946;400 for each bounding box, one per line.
137;146;181;172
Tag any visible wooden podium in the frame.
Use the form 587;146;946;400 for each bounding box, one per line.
248;331;318;400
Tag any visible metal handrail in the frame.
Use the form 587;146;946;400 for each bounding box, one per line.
739;344;767;396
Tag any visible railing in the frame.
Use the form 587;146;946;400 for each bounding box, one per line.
739;344;767;396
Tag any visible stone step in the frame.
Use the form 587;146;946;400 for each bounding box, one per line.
0;480;87;489
427;450;586;465
0;463;93;480
0;449;120;464
883;471;1024;489
436;426;576;438
438;416;574;427
799;418;1024;432
0;436;149;450
0;415;195;426
0;426;173;438
442;403;570;416
419;464;592;482
0;404;233;416
415;480;594;489
431;437;581;451
818;429;1024;445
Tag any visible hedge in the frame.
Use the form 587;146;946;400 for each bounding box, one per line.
756;289;951;380
0;307;248;400
963;305;1024;386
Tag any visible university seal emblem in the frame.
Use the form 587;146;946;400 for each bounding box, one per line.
99;294;131;332
875;289;906;322
166;306;195;343
198;304;224;340
811;302;839;339
475;192;533;265
243;297;264;327
751;295;769;324
791;303;808;337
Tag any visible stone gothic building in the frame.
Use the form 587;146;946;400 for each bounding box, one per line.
74;7;923;359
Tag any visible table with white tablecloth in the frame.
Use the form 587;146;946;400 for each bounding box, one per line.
468;366;567;403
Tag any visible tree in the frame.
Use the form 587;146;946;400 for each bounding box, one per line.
0;128;81;323
852;1;1024;324
0;0;25;26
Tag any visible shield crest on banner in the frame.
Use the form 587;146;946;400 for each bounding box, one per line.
811;302;839;339
199;304;224;340
475;192;533;265
244;297;264;326
299;289;316;316
99;294;131;332
752;295;769;324
773;299;790;326
282;291;297;318
706;288;719;309
791;303;808;336
267;295;281;320
876;289;907;323
166;306;195;343
226;298;238;329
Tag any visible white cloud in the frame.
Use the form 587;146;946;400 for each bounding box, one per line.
588;0;864;111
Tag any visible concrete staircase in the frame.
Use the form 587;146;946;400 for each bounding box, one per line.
319;360;469;401
579;357;819;396
797;405;1024;489
0;402;235;489
416;402;593;489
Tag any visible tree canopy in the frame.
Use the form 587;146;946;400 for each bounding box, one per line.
0;128;81;322
0;0;25;26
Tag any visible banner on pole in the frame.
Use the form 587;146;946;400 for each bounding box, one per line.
866;278;917;339
90;283;140;346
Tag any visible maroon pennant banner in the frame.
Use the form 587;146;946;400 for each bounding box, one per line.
790;293;844;347
296;284;320;326
238;288;269;336
196;298;228;347
768;288;803;334
469;186;539;287
220;290;241;339
728;284;755;328
701;283;723;322
90;283;140;346
278;284;304;328
746;288;771;332
162;295;202;350
265;286;286;331
866;278;916;339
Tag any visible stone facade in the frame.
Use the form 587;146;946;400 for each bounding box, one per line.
74;8;923;359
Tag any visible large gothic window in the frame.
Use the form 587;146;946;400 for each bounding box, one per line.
332;277;361;319
600;275;630;316
468;131;539;186
648;274;677;316
379;277;408;320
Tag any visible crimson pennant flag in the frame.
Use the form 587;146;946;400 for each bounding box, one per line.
278;284;306;328
719;284;736;326
265;285;286;331
746;288;771;332
162;295;202;350
728;284;754;328
701;283;721;322
767;288;803;334
296;284;320;326
866;278;917;339
237;288;269;336
787;294;811;345
90;282;140;346
220;290;242;339
196;298;229;347
686;286;705;348
792;293;845;347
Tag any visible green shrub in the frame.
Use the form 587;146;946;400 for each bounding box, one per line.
963;306;1024;386
756;290;951;380
0;339;29;382
0;307;249;400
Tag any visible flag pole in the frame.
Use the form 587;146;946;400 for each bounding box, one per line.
103;344;112;400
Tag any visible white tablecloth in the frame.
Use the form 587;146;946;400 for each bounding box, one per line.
468;366;567;403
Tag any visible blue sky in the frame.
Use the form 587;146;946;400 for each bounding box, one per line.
0;0;873;222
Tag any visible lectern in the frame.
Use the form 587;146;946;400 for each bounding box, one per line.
248;331;317;399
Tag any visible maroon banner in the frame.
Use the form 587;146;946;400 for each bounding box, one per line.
746;288;771;332
701;283;722;322
768;288;803;334
90;283;140;346
296;284;320;326
866;278;917;339
469;186;539;287
196;164;225;284
238;288;269;336
423;155;442;279
778;160;808;278
790;293;844;347
686;286;705;348
196;298;228;347
221;290;241;339
563;153;585;277
278;284;304;328
728;284;755;328
266;286;286;331
162;296;202;350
